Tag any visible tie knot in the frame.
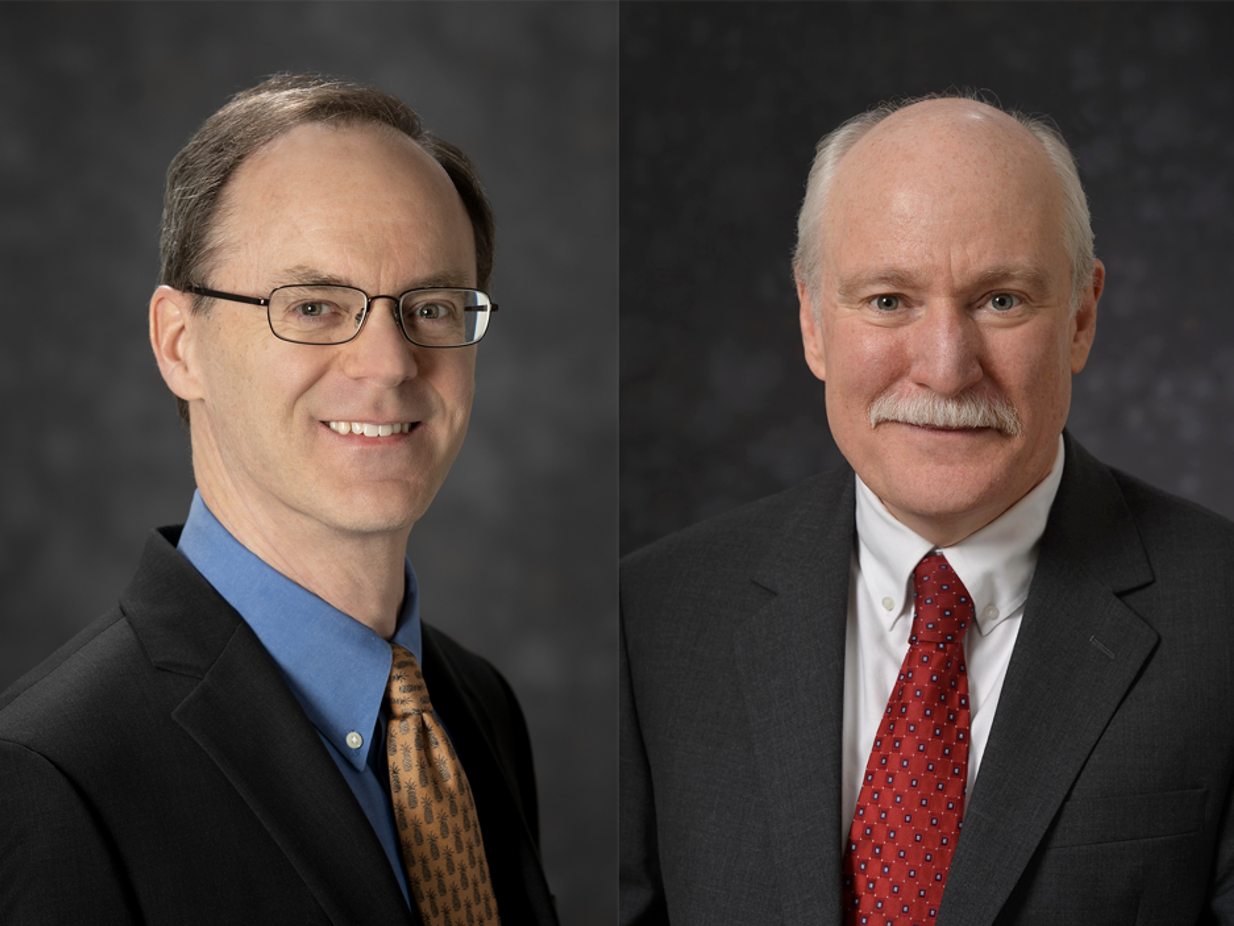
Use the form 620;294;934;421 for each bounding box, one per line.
386;643;433;718
910;552;974;645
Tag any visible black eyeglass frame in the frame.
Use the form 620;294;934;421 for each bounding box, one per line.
185;284;498;348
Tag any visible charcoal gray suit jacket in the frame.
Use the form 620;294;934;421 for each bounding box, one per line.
0;526;558;926
621;435;1234;925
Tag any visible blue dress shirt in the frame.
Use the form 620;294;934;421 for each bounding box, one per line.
177;491;419;908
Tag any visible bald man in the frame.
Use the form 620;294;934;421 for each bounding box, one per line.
621;96;1234;925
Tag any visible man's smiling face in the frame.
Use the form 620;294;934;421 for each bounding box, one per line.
799;100;1102;546
172;121;478;543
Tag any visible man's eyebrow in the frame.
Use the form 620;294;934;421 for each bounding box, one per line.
402;271;476;291
967;265;1055;293
274;266;476;291
835;270;922;302
275;266;351;288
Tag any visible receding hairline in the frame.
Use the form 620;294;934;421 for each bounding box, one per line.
794;92;1096;316
201;119;470;289
238;116;440;168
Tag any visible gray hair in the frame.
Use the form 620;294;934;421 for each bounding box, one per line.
792;92;1095;315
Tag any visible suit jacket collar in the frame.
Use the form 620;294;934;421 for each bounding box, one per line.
937;434;1157;926
736;467;856;926
730;434;1158;926
121;526;415;925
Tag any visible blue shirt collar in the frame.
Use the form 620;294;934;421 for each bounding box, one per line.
176;491;422;772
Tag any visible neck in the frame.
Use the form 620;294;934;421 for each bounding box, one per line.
887;506;1001;549
196;482;410;641
882;468;1059;550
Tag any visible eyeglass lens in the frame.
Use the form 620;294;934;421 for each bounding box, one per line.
268;285;489;346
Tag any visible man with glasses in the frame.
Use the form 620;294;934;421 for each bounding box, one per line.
0;74;557;926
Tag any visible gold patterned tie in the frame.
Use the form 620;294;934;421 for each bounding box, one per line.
385;643;500;925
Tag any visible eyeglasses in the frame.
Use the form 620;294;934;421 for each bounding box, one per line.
185;284;498;347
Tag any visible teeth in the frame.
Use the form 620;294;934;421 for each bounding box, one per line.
327;421;411;436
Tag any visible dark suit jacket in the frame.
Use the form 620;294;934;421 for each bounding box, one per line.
0;526;558;926
621;435;1234;925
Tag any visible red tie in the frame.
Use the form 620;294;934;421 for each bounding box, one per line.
842;552;974;926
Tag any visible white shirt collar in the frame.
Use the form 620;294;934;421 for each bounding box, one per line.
854;435;1066;637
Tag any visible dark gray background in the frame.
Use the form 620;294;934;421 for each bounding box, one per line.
621;1;1234;556
0;2;615;922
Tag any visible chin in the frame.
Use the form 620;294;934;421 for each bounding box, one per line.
316;481;439;537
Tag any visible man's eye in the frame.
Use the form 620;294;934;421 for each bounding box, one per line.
293;301;336;318
414;303;450;320
873;295;900;311
988;293;1020;311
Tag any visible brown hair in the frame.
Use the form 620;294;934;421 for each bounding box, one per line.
159;72;495;423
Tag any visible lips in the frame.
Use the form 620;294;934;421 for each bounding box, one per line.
325;421;415;437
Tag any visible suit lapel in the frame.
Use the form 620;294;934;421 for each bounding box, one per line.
734;471;855;926
938;438;1158;926
421;629;559;926
124;531;414;926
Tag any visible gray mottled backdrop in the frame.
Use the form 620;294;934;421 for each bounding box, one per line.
0;2;616;922
621;1;1234;556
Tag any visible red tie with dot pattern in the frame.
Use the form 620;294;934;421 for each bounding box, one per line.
842;552;973;926
386;644;500;925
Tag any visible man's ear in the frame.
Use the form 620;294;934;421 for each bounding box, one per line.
149;285;204;402
1070;258;1103;374
797;271;827;382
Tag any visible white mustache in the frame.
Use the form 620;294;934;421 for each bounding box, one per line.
868;388;1023;438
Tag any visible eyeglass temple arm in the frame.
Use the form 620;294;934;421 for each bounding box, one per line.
185;285;269;307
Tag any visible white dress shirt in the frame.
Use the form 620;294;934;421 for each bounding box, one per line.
841;436;1066;837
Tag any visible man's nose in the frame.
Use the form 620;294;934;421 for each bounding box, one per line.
908;303;983;397
339;298;419;386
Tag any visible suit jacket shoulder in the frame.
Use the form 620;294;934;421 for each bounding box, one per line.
621;465;857;926
622;466;856;638
0;528;416;924
0;527;558;926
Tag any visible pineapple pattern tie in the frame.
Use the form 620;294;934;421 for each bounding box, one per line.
842;553;973;926
386;643;500;925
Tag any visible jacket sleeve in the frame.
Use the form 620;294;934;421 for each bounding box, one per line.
0;740;138;925
1207;773;1234;924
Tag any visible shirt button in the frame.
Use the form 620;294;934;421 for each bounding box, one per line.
345;731;363;750
983;605;999;620
882;597;895;611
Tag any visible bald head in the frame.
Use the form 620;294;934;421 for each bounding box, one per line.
794;96;1095;315
830;99;1059;223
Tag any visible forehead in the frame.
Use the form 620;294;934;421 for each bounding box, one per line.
212;121;474;283
822;103;1067;285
